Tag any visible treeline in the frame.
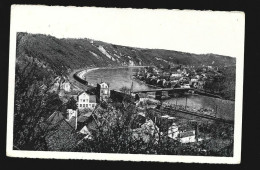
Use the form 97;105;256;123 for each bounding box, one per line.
203;66;236;100
16;32;236;75
13;60;77;150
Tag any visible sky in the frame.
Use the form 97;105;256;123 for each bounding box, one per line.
11;5;245;58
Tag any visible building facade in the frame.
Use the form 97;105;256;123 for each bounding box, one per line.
77;91;97;110
96;82;110;103
168;123;196;144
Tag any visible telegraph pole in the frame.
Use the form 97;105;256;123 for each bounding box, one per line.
75;109;78;130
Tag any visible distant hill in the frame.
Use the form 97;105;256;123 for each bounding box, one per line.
16;32;236;76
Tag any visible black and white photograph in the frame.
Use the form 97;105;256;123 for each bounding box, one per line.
6;5;244;163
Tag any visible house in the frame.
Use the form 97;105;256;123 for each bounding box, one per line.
45;117;79;151
66;109;77;121
207;66;213;69
69;90;80;101
168;123;179;139
178;130;196;143
66;110;93;131
79;126;92;140
182;68;187;74
162;79;167;87
190;78;198;83
180;84;190;88
170;73;182;81
61;81;71;92
167;123;196;143
96;82;110;103
77;91;97;110
135;93;147;102
197;81;205;89
46;111;65;129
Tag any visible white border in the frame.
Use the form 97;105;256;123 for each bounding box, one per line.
6;5;245;164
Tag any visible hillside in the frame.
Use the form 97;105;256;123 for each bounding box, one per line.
16;32;236;76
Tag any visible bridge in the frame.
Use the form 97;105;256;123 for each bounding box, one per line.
132;87;194;100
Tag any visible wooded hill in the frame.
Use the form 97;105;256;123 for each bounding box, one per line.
16;32;236;76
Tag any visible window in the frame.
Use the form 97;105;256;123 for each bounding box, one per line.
80;104;82;107
92;104;95;107
83;99;85;102
83;104;85;107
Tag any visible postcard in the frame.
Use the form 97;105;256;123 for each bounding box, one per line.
6;5;244;164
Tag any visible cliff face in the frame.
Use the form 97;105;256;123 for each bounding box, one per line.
16;32;236;77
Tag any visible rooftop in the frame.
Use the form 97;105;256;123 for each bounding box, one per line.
89;95;96;103
179;130;195;138
46;111;65;125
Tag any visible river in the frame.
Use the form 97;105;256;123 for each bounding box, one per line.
84;67;235;121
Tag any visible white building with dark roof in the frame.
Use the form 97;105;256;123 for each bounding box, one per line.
77;91;97;110
167;123;196;144
178;130;196;143
96;82;110;102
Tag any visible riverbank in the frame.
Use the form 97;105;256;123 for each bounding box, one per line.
69;66;147;90
72;66;146;78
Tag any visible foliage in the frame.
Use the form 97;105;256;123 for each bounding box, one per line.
74;102;233;157
119;86;131;94
13;60;63;150
66;97;77;110
17;32;236;72
203;66;236;100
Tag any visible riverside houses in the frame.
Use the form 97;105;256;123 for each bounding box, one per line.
77;91;97;110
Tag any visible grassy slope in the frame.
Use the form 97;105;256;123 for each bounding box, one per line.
16;32;236;76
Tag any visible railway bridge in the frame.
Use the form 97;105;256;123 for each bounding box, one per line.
132;87;194;100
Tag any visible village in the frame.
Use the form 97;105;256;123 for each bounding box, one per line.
134;64;223;93
43;65;232;152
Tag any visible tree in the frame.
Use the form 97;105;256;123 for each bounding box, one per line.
135;94;140;101
13;60;63;150
66;97;77;110
119;86;130;94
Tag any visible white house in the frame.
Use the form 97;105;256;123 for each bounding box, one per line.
168;123;179;139
168;123;196;144
97;82;110;102
170;73;182;78
191;78;198;83
77;91;97;110
66;109;77;121
178;130;196;143
180;84;190;88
